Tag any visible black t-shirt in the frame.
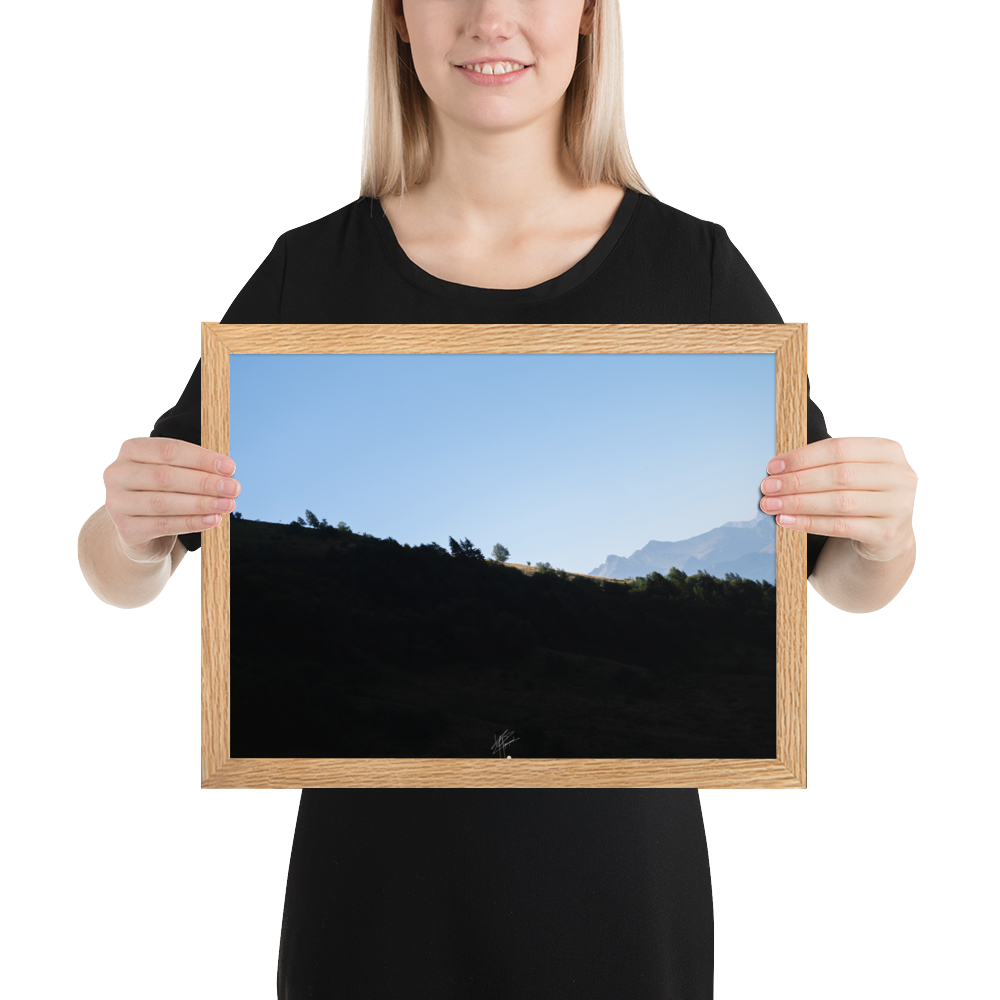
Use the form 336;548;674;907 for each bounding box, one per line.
153;190;830;1000
228;187;787;323
154;190;830;569
280;786;715;1000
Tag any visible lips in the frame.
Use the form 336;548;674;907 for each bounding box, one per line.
458;60;527;75
454;63;532;87
455;53;531;67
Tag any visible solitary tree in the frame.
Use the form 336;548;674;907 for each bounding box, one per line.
491;543;510;564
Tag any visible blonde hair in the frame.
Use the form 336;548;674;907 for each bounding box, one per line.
361;0;652;199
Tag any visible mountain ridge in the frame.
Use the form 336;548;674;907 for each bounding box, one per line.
590;511;777;584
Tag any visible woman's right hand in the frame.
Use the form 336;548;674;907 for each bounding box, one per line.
103;437;240;563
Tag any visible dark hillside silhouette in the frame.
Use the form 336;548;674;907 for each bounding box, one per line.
230;518;777;759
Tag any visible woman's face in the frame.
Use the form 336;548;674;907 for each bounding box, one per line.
395;0;594;137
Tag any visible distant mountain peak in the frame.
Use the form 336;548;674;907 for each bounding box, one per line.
589;510;776;584
720;510;770;529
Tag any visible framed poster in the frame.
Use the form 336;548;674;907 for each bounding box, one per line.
201;323;807;789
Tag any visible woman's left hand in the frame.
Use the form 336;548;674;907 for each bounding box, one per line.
759;437;917;562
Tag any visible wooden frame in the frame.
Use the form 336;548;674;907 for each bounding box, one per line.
201;323;807;789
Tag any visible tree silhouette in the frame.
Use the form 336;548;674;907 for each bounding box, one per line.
292;509;329;528
491;543;510;564
449;536;485;560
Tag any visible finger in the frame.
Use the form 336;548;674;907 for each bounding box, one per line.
120;437;236;477
760;461;898;498
125;472;238;517
117;511;230;547
771;512;885;542
759;488;891;519
118;461;242;500
766;437;905;476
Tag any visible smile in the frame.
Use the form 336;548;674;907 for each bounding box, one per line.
457;61;527;75
455;63;531;87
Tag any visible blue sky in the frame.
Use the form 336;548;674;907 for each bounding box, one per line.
230;353;775;575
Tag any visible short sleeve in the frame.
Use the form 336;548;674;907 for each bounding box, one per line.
708;225;782;324
219;234;287;324
150;361;203;552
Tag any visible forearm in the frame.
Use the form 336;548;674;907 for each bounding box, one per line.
78;506;187;609
808;532;916;614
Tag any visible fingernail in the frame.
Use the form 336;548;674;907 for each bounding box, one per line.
767;459;785;474
216;458;235;475
219;479;239;496
777;514;796;526
762;478;782;493
761;497;782;511
203;514;221;526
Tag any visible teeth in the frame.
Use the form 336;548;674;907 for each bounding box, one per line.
464;62;525;75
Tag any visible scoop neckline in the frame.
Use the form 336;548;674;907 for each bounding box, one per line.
368;188;639;304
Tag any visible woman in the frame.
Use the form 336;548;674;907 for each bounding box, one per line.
240;9;720;1000
90;0;912;1000
260;7;720;1000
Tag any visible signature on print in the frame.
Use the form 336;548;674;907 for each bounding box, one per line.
491;728;519;758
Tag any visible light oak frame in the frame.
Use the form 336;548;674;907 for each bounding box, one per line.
201;323;807;789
